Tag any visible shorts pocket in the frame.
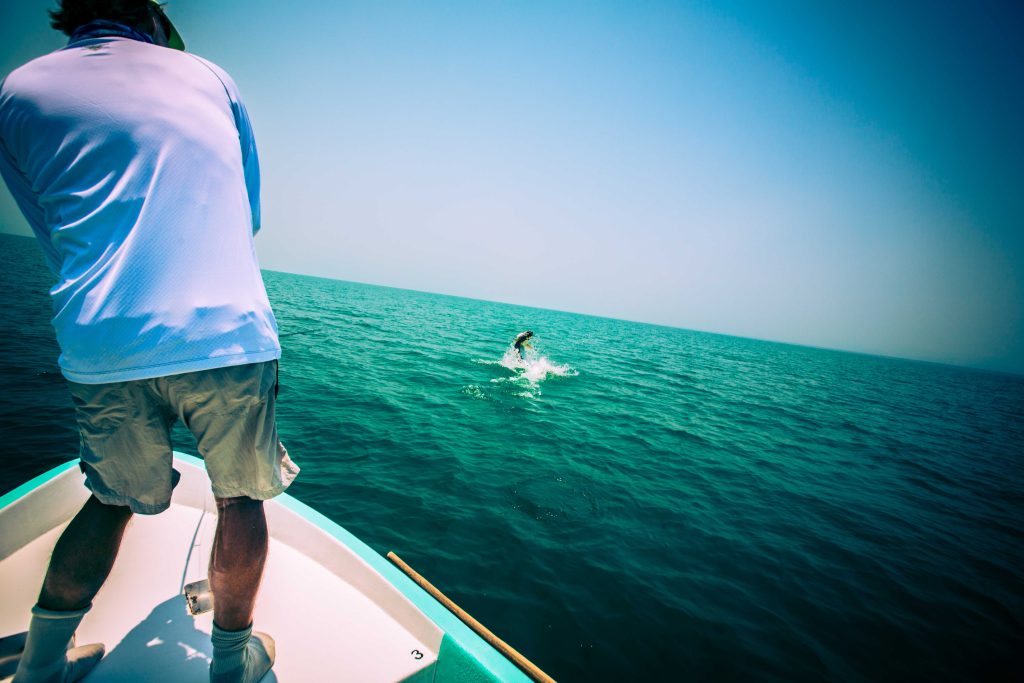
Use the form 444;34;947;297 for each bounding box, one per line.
68;382;133;437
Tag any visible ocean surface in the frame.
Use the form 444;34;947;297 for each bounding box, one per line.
0;231;1021;682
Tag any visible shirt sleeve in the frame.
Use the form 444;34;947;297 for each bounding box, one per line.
232;98;261;236
186;55;262;236
0;134;60;273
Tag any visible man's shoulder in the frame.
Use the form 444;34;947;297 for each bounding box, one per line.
1;48;68;96
181;53;243;100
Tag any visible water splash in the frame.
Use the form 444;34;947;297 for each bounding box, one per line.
464;338;577;400
495;340;577;391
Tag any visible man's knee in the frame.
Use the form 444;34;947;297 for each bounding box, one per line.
85;493;134;518
214;495;264;512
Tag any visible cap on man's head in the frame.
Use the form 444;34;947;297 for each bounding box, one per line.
49;0;185;50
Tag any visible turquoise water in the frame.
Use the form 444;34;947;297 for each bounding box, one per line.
1;232;1022;681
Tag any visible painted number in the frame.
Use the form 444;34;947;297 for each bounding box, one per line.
411;650;424;660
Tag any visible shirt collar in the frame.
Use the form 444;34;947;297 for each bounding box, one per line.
68;20;155;46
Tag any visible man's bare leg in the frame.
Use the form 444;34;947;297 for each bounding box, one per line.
14;495;132;682
210;496;267;630
39;495;134;611
208;496;274;683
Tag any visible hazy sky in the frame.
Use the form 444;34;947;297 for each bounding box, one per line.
2;1;1022;373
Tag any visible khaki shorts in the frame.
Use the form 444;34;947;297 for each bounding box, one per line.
67;360;299;514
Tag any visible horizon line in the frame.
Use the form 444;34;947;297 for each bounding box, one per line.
1;231;1019;379
261;265;1023;380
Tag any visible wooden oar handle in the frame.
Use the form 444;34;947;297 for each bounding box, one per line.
387;551;556;683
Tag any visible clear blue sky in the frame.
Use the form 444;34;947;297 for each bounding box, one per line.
2;1;1022;373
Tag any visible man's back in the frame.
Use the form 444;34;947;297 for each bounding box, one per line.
1;7;293;682
0;35;279;384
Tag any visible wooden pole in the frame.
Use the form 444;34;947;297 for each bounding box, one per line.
387;551;556;683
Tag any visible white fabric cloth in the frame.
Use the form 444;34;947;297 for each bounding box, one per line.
0;35;280;383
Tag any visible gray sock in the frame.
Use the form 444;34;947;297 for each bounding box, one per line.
209;623;274;683
13;604;104;683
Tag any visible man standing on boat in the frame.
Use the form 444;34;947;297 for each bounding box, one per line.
0;2;298;681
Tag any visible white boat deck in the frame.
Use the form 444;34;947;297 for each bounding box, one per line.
0;458;442;682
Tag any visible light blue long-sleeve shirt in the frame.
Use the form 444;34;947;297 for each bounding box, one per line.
0;33;280;383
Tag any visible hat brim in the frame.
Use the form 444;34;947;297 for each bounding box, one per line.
166;19;185;51
151;1;185;51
